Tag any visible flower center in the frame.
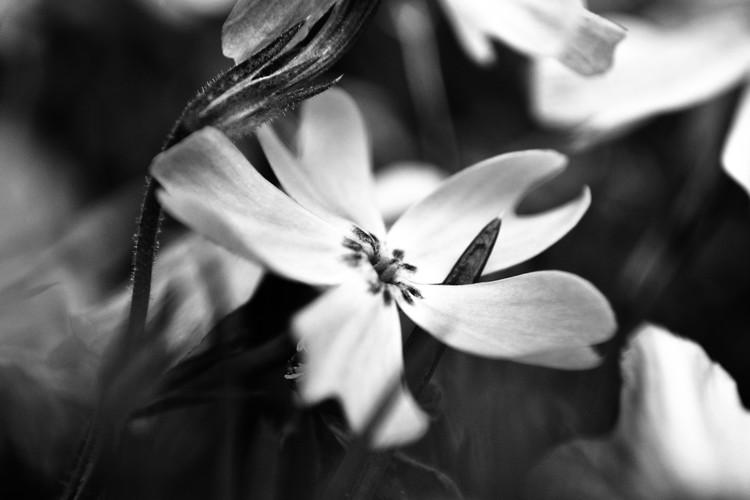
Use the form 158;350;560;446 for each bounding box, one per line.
342;227;422;305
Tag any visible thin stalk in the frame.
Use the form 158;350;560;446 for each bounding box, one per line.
126;118;190;342
391;0;460;171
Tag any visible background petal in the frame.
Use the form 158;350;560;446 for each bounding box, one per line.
387;150;587;283
151;127;352;286
293;278;429;448
221;0;336;63
258;88;386;237
75;234;263;364
398;271;615;362
722;81;750;197
438;0;495;64
531;12;750;145
375;161;447;226
439;0;624;75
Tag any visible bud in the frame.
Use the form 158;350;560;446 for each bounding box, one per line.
170;0;380;143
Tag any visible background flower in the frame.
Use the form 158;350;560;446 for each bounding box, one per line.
530;0;750;195
528;324;750;499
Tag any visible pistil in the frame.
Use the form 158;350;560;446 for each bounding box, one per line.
342;227;422;304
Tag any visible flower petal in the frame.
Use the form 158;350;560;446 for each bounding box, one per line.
221;0;337;63
398;271;615;363
150;127;352;286
439;0;625;75
438;0;495;64
531;12;750;145
723;81;750;197
528;325;750;498
292;278;428;448
387;150;587;283
258;89;386;237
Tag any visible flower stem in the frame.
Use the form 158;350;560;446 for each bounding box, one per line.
127;120;189;341
126;178;161;341
59;119;189;500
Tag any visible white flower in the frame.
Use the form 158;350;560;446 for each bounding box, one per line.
438;0;626;75
150;88;616;447
528;324;750;499
530;1;750;195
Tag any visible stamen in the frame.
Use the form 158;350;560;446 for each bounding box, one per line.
399;288;415;305
382;289;392;306
404;284;422;299
341;230;422;304
401;263;417;273
369;233;381;258
342;253;362;266
368;280;383;294
352;226;375;245
342;238;363;252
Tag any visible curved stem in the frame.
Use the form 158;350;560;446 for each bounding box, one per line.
126;120;188;341
127;178;162;341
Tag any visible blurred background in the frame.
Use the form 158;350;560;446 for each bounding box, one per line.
1;0;749;498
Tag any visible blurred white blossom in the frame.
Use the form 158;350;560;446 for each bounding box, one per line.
528;324;750;499
151;88;616;447
134;0;236;24
438;0;626;75
0;230;262;475
0;285;96;477
530;0;750;195
374;161;447;226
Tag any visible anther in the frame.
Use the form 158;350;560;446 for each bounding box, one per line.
382;289;393;306
342;238;363;252
404;284;422;299
399;288;415;305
